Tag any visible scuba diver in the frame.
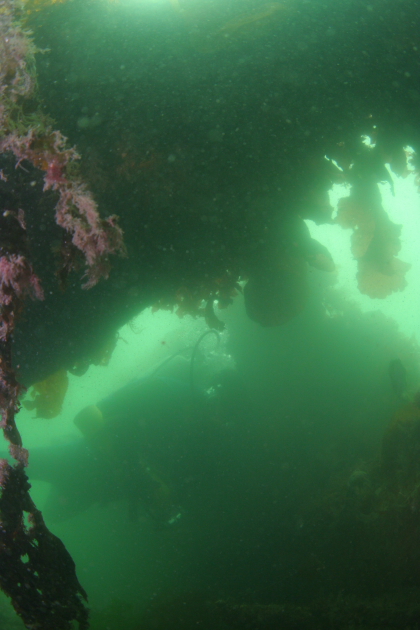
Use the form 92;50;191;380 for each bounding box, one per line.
24;331;240;526
71;352;194;525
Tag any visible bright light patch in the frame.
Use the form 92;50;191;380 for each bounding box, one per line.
361;135;376;148
17;308;212;448
113;0;180;9
324;155;344;173
306;172;420;340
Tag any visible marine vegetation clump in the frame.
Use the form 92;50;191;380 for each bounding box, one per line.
0;210;89;629
0;0;125;626
335;185;410;299
153;270;243;331
23;368;68;418
0;0;125;289
0;460;89;629
0;126;125;289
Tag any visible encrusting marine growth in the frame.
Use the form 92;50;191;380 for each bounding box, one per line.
0;0;125;627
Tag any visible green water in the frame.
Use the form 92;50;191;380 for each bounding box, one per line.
1;0;420;627
7;286;420;628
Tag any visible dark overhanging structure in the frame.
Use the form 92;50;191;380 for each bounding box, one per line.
11;0;420;386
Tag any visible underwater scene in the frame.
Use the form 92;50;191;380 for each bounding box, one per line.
1;0;420;628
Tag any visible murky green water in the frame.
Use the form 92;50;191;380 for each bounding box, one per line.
2;0;420;628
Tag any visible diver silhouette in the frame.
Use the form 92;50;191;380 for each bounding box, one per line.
24;330;236;525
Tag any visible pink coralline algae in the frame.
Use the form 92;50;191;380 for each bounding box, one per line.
0;253;44;306
0;5;92;626
8;444;29;467
0;128;125;288
0;1;125;288
55;184;124;288
0;0;36;103
0;252;44;340
0;458;10;487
